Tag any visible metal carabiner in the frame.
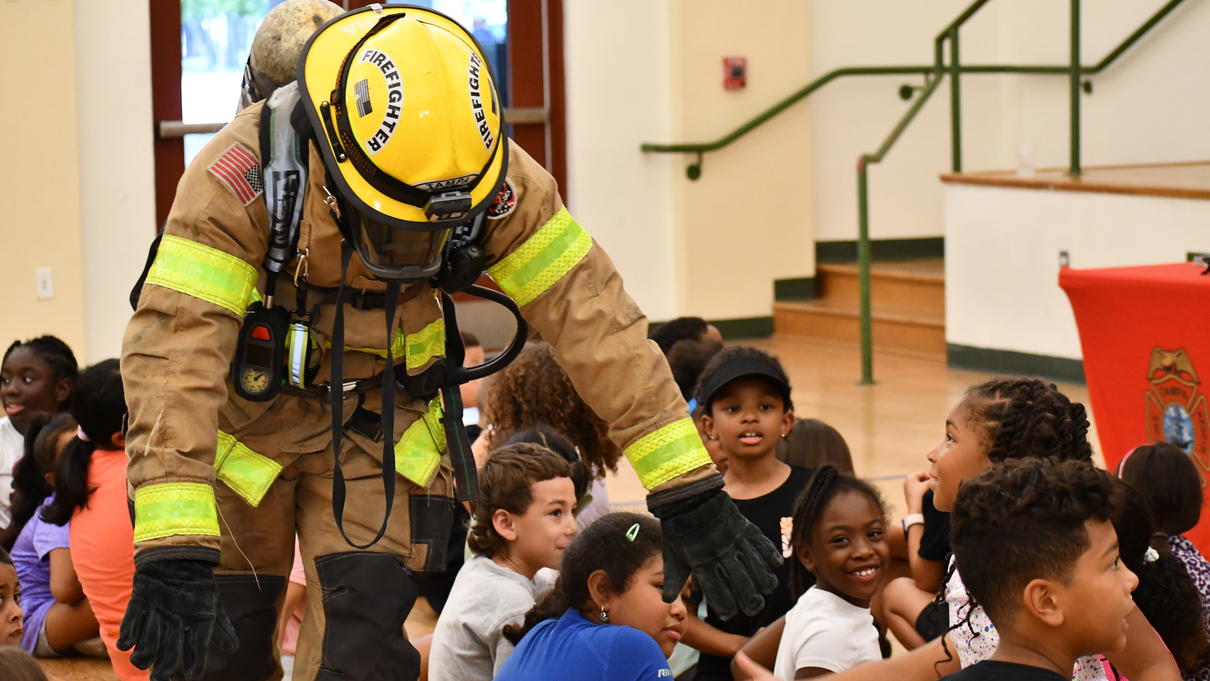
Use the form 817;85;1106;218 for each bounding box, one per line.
293;248;310;287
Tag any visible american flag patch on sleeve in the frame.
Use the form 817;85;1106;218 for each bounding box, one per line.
208;143;263;205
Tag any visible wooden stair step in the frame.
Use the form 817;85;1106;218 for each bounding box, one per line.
774;299;945;356
816;259;945;313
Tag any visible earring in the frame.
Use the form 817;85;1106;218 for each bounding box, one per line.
598;607;609;623
706;434;719;441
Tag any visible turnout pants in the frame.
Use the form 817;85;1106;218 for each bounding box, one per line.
203;389;457;681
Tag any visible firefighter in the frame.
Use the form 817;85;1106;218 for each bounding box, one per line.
117;5;780;681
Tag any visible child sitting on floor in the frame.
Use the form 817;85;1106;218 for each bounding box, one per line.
1118;440;1210;655
42;360;146;680
0;548;23;645
688;346;810;681
942;458;1137;681
1110;478;1210;681
0;645;49;681
9;413;103;657
477;341;620;528
775;465;889;678
428;443;578;680
0;337;77;530
494;513;688;681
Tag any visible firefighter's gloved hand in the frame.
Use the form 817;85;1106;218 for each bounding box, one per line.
649;474;782;620
117;556;238;681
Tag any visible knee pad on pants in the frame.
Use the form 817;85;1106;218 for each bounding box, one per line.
204;574;286;681
314;552;419;681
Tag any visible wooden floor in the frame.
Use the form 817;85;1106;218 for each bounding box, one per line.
39;338;1093;681
940;160;1210;200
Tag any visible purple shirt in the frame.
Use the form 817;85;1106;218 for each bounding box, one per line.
11;495;71;653
1168;535;1210;681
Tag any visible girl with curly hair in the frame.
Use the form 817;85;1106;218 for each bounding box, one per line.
477;342;620;526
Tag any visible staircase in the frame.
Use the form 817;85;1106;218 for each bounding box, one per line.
773;259;945;356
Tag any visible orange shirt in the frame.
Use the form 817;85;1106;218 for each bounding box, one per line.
69;448;148;681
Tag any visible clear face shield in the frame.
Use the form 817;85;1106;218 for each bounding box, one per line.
354;218;451;282
350;189;475;283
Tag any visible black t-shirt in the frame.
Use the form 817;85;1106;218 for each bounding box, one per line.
941;660;1070;681
695;465;814;681
918;489;951;562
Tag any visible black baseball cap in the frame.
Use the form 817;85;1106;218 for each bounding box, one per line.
695;353;792;411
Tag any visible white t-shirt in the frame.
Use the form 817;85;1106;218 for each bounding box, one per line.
428;555;557;681
774;586;881;678
0;417;23;528
946;558;1106;681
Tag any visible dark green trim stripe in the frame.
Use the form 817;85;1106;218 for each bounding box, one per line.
817;237;944;263
712;316;774;339
648;315;774;341
774;277;817;301
947;344;1085;383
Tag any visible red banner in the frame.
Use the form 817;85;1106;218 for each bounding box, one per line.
1061;263;1210;553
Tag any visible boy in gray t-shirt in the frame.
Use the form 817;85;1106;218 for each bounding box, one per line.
428;443;578;680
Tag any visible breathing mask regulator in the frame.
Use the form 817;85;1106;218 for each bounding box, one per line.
233;4;526;549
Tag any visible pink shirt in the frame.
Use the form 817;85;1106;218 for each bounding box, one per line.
69;448;148;681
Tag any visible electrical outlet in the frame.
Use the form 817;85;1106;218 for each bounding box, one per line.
35;267;53;300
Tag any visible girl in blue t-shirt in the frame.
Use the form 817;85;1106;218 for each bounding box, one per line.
494;513;687;681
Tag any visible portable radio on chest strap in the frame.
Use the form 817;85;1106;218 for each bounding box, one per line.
233;82;309;402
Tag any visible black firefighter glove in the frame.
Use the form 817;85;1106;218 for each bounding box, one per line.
648;474;782;620
117;551;238;681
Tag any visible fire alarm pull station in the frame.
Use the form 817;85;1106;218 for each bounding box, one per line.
723;56;746;90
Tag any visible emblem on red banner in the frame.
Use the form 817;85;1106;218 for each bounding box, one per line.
1144;346;1210;482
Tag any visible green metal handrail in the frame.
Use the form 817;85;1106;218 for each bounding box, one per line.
640;0;1188;383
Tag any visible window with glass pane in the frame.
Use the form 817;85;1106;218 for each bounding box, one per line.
180;1;509;165
181;0;277;164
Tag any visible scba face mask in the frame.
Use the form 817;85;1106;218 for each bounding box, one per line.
353;213;452;283
298;5;508;283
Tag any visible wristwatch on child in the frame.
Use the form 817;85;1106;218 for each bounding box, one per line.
901;513;925;534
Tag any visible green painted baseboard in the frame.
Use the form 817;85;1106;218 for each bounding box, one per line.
817;237;944;263
774;277;817;301
713;316;774;339
947;344;1085;384
648;315;774;340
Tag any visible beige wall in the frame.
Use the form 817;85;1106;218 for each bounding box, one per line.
564;0;680;321
75;0;157;364
565;0;814;322
669;1;813;321
0;0;87;357
0;0;153;366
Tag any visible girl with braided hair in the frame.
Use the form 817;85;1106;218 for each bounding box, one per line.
774;465;889;679
924;378;1175;681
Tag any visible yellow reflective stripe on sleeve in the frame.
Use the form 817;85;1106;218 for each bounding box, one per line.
215;431;282;507
624;418;712;489
405;317;445;370
487;207;592;306
144;234;261;316
133;482;221;542
395;398;446;487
